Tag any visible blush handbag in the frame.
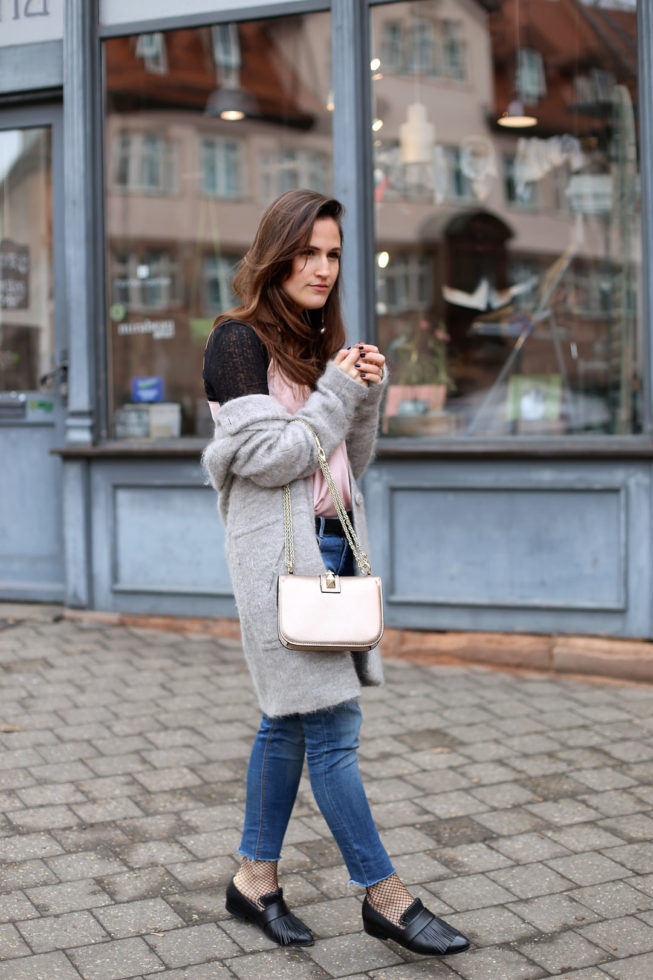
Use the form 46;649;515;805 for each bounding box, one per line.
277;418;384;653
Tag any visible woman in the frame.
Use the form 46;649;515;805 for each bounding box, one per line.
202;189;469;958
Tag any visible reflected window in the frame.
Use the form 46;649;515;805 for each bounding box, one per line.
372;0;641;439
259;148;330;204
113;132;177;195
104;14;332;439
135;33;167;75
380;14;466;80
0;127;54;393
200;137;244;198
518;48;546;103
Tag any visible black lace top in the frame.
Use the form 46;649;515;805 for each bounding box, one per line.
203;318;270;404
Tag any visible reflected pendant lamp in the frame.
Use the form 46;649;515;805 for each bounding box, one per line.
399;102;435;164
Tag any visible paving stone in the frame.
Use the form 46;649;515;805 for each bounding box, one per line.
99;867;181;903
525;799;602;826
143;965;235;980
45;850;127;881
468;782;535;808
547;824;625;852
0;859;59;892
546;852;630;886
579;790;649;817
300;897;364;938
16;909;108;953
1;832;64;862
68;936;164;979
27;879;113;915
434;841;512;874
604;952;653;978
519;930;611;972
579;916;653;957
611;843;653;879
227;947;332;979
571;880;653;918
489;862;573;899
450;945;546;979
94;898;185;937
430;874;516;911
418;791;489;819
491;832;571;863
571;768;637;791
445;905;538;946
599;813;653;843
9;806;80;832
0;951;82;980
0;890;39;923
305;932;402;976
472;807;546;837
0;922;31;960
507;892;600;932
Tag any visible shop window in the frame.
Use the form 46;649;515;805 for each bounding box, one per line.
113;132;177;195
200;137;244;198
104;13;332;439
372;0;641;439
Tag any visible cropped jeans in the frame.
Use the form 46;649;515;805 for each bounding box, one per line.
238;529;395;888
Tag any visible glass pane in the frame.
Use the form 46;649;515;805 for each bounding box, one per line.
371;0;641;438
0;127;53;392
104;13;332;439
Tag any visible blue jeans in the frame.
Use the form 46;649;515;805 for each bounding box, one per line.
238;532;395;887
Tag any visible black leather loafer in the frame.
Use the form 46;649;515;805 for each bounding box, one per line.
226;878;314;947
362;896;469;956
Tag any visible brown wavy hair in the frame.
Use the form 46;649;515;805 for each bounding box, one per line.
211;189;346;388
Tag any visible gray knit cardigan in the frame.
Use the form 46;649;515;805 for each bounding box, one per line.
202;361;387;717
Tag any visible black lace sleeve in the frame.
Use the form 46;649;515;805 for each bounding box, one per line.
203;319;270;404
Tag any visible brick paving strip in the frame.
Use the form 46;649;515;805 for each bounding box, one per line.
2;609;653;978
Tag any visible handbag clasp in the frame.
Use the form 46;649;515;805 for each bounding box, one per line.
320;571;341;593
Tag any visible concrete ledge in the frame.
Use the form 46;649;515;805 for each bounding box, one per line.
382;628;653;686
5;609;646;687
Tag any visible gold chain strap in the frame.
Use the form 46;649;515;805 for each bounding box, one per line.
282;418;372;576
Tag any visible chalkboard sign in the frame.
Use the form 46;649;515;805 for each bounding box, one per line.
0;239;29;310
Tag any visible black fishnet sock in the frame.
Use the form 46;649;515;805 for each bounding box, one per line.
233;858;279;909
366;873;414;927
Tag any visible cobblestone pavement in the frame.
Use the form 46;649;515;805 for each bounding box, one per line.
2;616;653;979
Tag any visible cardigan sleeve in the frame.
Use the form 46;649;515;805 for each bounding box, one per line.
202;361;380;491
345;370;389;479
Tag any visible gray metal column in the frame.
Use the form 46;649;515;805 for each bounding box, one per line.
638;0;653;436
63;0;101;445
331;0;376;345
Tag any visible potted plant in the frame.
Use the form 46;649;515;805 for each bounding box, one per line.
383;318;455;434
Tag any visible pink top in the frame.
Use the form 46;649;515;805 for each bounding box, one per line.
208;362;351;517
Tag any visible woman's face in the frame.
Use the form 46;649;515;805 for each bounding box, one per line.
282;217;341;312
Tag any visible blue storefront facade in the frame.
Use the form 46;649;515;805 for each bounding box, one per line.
2;0;653;639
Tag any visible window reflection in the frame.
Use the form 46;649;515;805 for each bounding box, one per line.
0;127;53;393
104;14;332;439
372;0;640;438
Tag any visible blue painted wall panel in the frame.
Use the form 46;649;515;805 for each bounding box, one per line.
113;485;230;595
389;486;625;610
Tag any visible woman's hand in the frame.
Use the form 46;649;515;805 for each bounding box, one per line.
334;344;385;387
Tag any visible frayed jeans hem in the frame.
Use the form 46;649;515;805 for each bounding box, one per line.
348;867;396;889
236;848;281;862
